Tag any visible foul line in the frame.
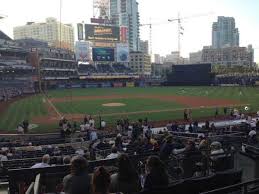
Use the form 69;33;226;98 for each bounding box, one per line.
42;93;63;119
80;103;250;118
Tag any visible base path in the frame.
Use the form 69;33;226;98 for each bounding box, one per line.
31;94;244;125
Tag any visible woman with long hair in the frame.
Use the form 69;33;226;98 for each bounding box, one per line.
92;166;122;194
63;156;91;194
110;154;141;194
144;156;169;190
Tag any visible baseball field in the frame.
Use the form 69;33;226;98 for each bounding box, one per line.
0;86;258;133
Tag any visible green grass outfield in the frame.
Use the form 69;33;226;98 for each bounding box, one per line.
0;86;259;133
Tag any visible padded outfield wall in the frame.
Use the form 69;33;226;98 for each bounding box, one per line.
166;63;215;86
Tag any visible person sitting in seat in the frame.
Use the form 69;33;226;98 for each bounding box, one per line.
63;156;71;165
96;138;111;150
160;136;175;161
115;134;123;150
63;156;91;194
53;146;61;156
248;130;258;145
106;146;119;159
144;156;169;190
31;154;50;168
179;140;202;178
92;166;122;194
110;154;141;194
0;151;8;161
90;129;98;141
198;134;208;151
210;141;225;161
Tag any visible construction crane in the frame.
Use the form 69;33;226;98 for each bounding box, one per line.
168;12;214;59
140;23;153;55
140;20;168;55
140;12;213;58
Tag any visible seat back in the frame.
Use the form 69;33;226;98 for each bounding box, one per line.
214;169;242;189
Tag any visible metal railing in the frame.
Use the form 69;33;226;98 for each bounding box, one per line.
201;178;259;194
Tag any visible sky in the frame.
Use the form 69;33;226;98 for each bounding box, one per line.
0;0;258;62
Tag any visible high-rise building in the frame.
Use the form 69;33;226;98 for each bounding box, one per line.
140;40;149;55
202;45;254;66
154;54;161;64
110;0;140;51
212;16;239;49
13;17;75;51
165;51;180;64
189;51;202;63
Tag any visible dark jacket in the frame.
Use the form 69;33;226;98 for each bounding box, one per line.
144;171;169;190
63;172;91;194
110;173;141;194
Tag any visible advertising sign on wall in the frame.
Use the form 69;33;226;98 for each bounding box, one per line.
92;48;115;61
120;26;128;43
116;43;129;62
75;41;90;62
85;24;120;42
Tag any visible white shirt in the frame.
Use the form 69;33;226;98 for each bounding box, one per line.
75;149;85;156
106;153;119;159
31;163;50;169
85;123;90;130
17;126;24;133
0;155;8;161
35;146;42;151
249;130;256;137
210;149;225;160
80;124;85;131
89;119;95;127
101;121;106;128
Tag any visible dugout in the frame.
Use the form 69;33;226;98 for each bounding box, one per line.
165;63;215;86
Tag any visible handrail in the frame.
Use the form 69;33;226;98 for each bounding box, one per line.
201;178;259;194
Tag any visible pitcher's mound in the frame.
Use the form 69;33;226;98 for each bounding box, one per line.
102;103;126;107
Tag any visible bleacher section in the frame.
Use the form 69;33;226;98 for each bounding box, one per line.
215;74;259;86
97;64;115;74
78;64;98;75
0;118;258;194
78;63;135;76
112;63;134;74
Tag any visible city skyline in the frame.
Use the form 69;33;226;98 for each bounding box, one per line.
0;0;258;62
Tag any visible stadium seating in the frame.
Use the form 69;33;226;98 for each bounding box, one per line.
77;63;134;75
215;75;259;86
78;64;98;75
112;63;134;74
96;64;115;74
2;125;245;194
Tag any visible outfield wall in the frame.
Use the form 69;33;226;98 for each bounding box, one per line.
38;79;163;90
166;63;214;86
